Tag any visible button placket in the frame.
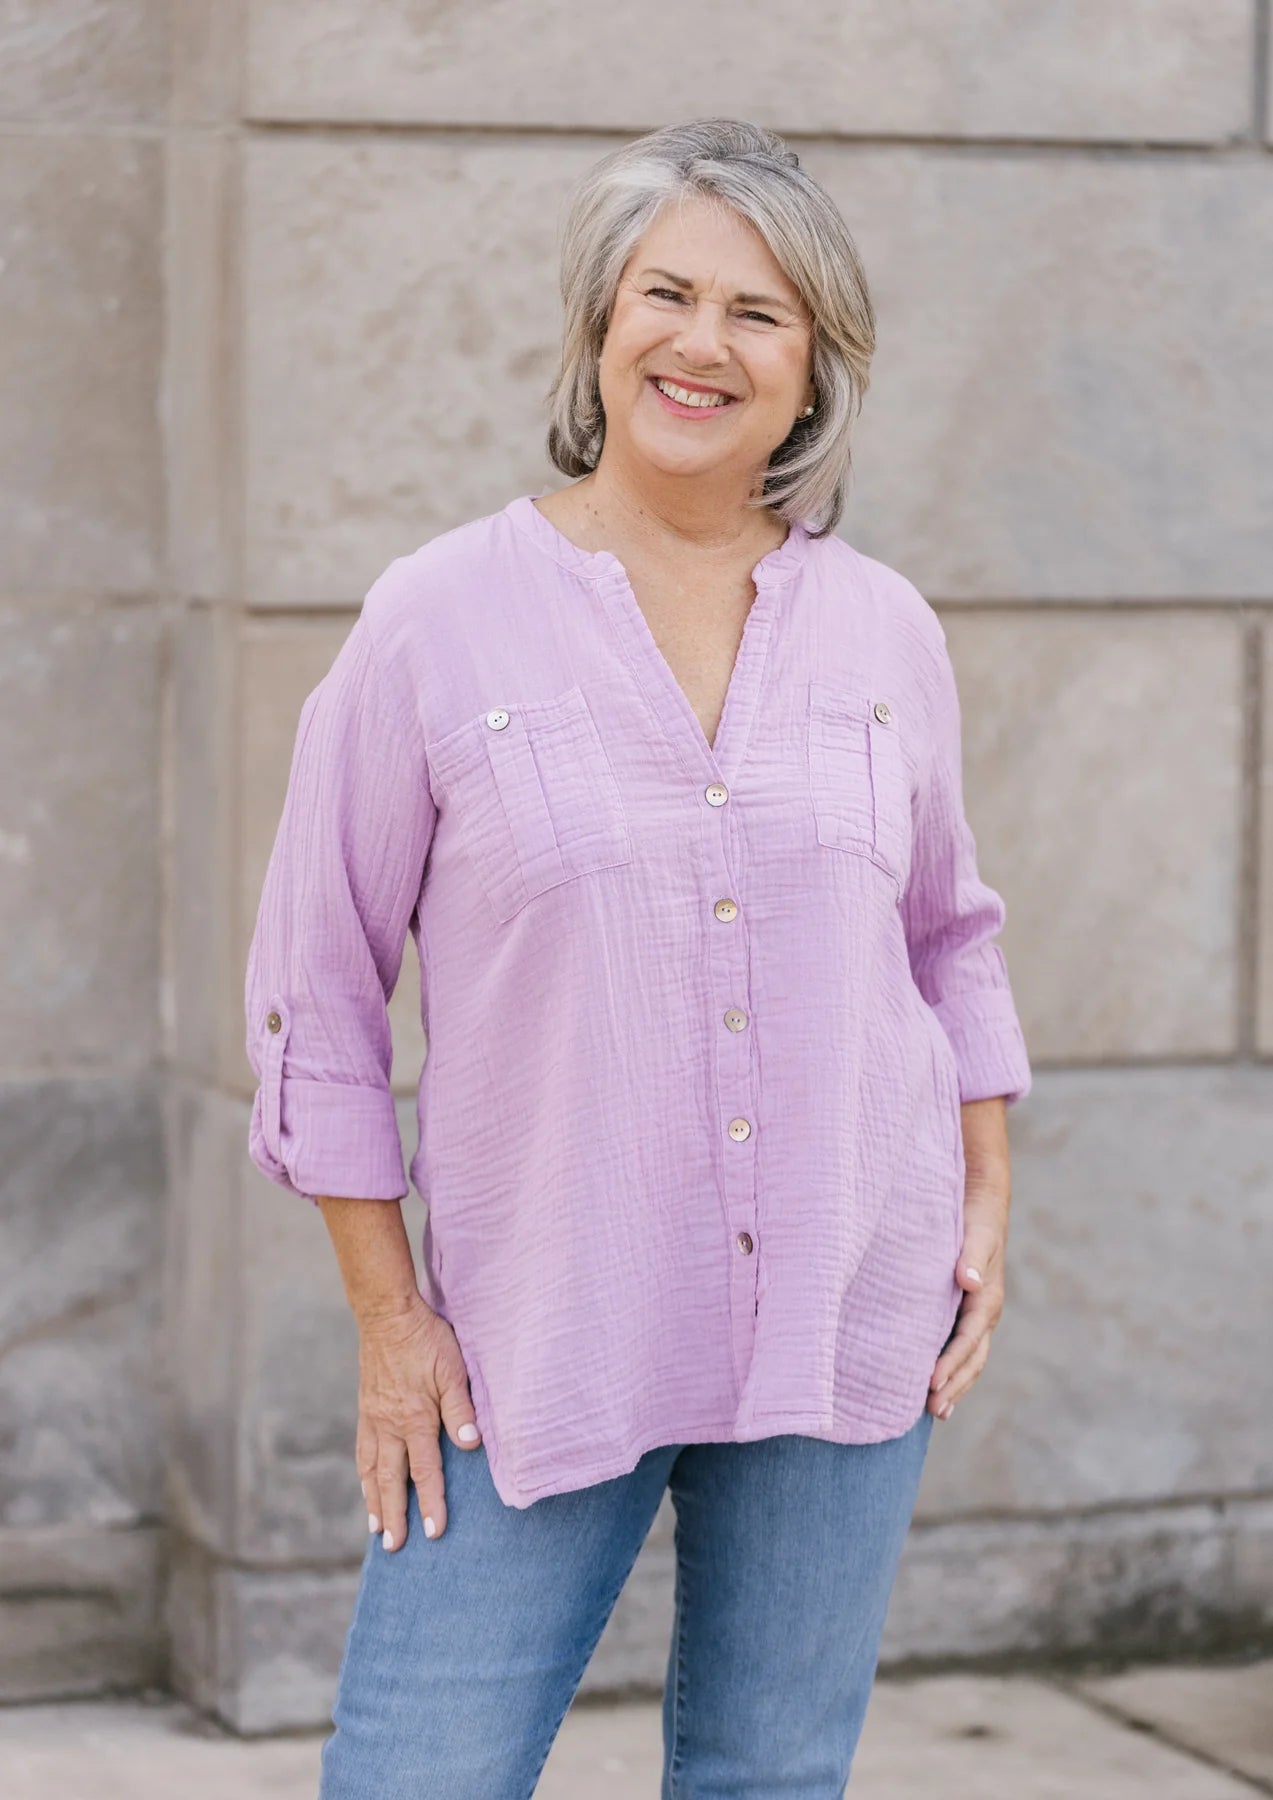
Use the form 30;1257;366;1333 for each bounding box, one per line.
701;778;762;1360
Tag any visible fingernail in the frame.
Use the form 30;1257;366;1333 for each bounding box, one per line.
933;1374;948;1391
424;1515;437;1538
940;1401;955;1419
458;1423;479;1444
965;1266;982;1283
382;1530;395;1550
360;1480;366;1497
368;1514;380;1533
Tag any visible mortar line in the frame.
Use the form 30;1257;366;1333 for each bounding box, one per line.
233;118;1270;162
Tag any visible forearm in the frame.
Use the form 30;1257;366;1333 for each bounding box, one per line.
317;1194;424;1327
960;1096;1011;1199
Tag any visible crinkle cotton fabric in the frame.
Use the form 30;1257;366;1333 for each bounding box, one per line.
244;491;1032;1509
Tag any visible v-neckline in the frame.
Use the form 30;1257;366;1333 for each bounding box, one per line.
506;491;812;779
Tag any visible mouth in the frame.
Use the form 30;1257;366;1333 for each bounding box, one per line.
647;374;741;418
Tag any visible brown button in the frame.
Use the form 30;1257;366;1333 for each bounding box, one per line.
736;1231;754;1254
714;898;738;922
266;1010;282;1033
727;1117;751;1141
724;1008;748;1031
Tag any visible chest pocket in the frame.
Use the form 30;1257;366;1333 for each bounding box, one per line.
806;678;913;894
425;683;632;922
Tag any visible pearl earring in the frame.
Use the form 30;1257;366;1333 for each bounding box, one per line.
800;403;815;417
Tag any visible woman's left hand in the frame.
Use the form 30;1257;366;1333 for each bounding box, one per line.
928;1174;1011;1422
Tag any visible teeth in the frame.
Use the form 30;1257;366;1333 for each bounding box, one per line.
655;377;732;409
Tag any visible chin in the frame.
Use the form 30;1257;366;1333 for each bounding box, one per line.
627;428;730;477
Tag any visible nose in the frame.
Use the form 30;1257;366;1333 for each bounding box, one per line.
672;298;730;367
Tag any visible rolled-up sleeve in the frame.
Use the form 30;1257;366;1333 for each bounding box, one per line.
901;627;1032;1107
243;594;434;1202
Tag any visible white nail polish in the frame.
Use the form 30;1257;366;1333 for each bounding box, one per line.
965;1266;981;1282
458;1423;479;1444
424;1515;437;1538
382;1530;394;1550
367;1514;380;1534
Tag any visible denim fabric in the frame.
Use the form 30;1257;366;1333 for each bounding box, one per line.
319;1407;934;1798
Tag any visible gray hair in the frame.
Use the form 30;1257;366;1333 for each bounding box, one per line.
544;118;876;538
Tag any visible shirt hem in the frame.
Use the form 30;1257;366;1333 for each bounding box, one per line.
485;1400;930;1507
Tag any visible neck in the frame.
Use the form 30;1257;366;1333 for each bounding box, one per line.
571;455;783;564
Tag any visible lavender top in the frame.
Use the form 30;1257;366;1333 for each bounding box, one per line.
244;492;1032;1509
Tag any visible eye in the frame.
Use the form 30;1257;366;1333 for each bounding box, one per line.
647;287;686;302
741;310;778;326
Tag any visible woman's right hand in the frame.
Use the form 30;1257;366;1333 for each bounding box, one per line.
355;1297;482;1551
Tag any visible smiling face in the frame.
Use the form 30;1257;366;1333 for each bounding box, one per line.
596;195;816;491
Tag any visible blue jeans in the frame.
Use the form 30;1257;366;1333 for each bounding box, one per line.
319;1408;934;1798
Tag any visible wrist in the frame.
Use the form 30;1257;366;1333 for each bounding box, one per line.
351;1288;429;1334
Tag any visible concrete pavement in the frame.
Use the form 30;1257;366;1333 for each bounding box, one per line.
1;1657;1270;1798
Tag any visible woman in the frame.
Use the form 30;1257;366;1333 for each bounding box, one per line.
245;117;1031;1798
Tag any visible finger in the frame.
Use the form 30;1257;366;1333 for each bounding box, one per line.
931;1330;979;1396
436;1348;481;1452
955;1220;1003;1290
405;1419;446;1541
356;1422;382;1537
934;1332;992;1415
931;1293;998;1390
376;1436;410;1553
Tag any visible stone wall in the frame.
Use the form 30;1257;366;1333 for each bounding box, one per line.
3;0;1270;1732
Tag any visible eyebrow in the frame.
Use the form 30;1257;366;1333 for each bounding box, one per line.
638;267;797;311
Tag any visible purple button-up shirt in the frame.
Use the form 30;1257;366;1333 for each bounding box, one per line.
244;491;1032;1509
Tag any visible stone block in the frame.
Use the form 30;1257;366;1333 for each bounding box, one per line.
237;135;1273;606
0;135;163;595
167;1516;675;1732
886;1495;1267;1665
167;1535;361;1734
0;1077;166;1531
941;610;1243;1062
170;601;238;1084
166;1492;1273;1733
239;132;595;604
163;136;243;600
0;604;162;1070
1232;1500;1273;1633
165;1085;424;1563
913;1066;1273;1519
244;1;1252;144
0;1;171;125
0;1525;163;1701
834;150;1273;599
161;1079;247;1556
171;0;246;125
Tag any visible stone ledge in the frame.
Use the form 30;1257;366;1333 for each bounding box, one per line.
242;0;1253;144
167;1496;1273;1734
0;1525;164;1702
